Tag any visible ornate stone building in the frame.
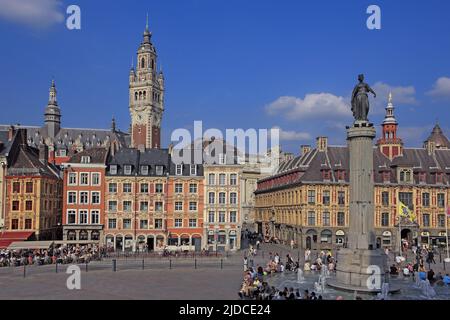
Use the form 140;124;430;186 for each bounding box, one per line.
167;162;204;250
2;129;62;245
255;96;450;251
203;157;242;252
104;148;170;251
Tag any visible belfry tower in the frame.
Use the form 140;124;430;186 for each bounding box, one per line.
129;16;165;149
44;79;61;139
376;93;403;160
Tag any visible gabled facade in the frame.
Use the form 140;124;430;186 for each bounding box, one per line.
3;129;62;242
62;148;109;244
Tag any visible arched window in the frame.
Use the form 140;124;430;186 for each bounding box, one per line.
143;91;146;100
141;58;145;69
135;92;138;101
151;59;155;69
139;92;142;100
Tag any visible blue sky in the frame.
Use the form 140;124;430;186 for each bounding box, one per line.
0;0;449;153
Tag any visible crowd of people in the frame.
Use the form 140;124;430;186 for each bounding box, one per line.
0;244;105;267
389;245;450;287
239;248;336;300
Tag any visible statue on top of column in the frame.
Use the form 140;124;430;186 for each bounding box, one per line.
351;74;376;122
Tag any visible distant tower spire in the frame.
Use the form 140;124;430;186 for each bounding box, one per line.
377;93;403;159
45;79;61;139
111;116;116;132
146;12;149;31
383;92;397;124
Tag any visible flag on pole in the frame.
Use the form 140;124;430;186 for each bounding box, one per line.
397;201;416;222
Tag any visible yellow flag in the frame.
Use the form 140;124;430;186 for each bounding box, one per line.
398;201;415;222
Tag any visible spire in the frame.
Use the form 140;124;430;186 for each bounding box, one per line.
45;79;61;138
432;122;443;134
142;13;152;44
48;79;58;105
383;92;397;125
111;116;116;132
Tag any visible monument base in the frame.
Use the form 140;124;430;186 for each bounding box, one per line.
327;248;398;294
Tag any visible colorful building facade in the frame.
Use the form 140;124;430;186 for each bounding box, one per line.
255;96;450;251
3;129;62;243
62;148;108;244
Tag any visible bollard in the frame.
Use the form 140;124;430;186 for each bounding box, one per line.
170;259;172;269
440;252;442;263
113;259;117;272
444;260;446;271
195;259;197;269
85;263;88;272
55;262;58;274
142;259;145;270
221;259;223;270
23;264;26;278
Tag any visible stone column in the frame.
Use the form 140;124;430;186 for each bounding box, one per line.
328;122;389;292
347;124;377;250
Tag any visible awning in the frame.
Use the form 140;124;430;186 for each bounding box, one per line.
8;241;54;250
0;231;34;249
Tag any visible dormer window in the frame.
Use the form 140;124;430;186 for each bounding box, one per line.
382;171;390;183
176;164;183;176
110;165;117;175
155;165;164;176
190;165;197;176
398;168;413;184
124;165;132;175
336;170;346;181
419;172;426;184
322;170;331;181
140;165;149;175
436;173;443;184
81;156;91;164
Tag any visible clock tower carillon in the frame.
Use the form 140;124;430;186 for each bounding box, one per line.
129;18;165;149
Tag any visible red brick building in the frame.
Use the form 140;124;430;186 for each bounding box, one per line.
62;148;108;244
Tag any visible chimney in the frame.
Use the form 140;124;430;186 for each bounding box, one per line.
15;128;28;146
316;137;328;152
8;125;15;141
39;144;49;164
301;145;311;156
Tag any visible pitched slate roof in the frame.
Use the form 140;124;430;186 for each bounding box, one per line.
66;147;109;164
424;124;450;149
257;144;450;193
106;148;171;177
7;145;60;179
0;125;130;155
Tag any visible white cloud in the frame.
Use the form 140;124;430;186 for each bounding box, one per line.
0;0;64;28
371;82;417;114
266;93;351;121
427;77;450;98
272;126;311;141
